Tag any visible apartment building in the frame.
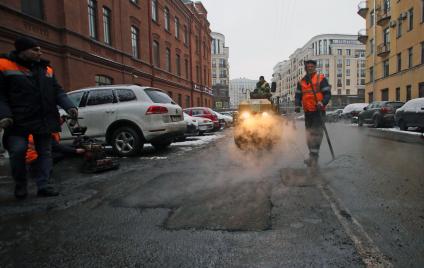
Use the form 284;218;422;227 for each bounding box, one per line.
211;32;230;109
229;78;257;109
273;34;366;108
0;0;213;108
358;0;424;102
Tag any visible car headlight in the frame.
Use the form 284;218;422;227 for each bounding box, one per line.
241;112;250;119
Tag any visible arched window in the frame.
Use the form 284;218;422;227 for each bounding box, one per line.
95;75;113;86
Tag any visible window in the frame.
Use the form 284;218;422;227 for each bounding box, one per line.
421;42;424;64
419;82;424;98
368;92;374;102
370;39;374;54
130;0;138;4
165;48;171;72
88;0;98;39
346;69;351;77
397;53;402;72
184;59;189;79
346;79;350;86
408;8;414;31
346;59;350;66
178;94;182;106
131;26;139;58
153;41;159;67
370;66;374;81
397;17;402;38
95;75;113;86
337;89;341;95
396;87;400;101
370;10;375;27
174;17;180;39
406;85;411;101
151;0;158;22
346;49;351;56
346;89;350;95
383;0;391;13
164;8;170;31
21;0;44;19
68;92;85;107
184;26;188;45
176;54;181;76
383;27;390;45
145;88;174;103
185;96;190;108
116;89;136;102
103;7;112;45
381;89;389;101
383;59;390;77
408;47;413;68
87;89;115;106
337;49;342;55
422;0;424;23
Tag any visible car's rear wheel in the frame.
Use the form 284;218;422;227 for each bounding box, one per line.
111;126;142;157
372;116;381;128
399;120;407;131
358;117;363;127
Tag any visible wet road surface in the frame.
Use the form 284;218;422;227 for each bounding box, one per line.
0;121;423;267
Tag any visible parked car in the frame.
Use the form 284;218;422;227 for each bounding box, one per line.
61;85;186;156
183;107;220;131
341;103;368;123
395;98;424;131
197;117;214;135
358;101;404;128
183;112;199;136
326;109;343;123
214;111;233;127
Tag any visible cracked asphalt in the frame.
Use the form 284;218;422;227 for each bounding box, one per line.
0;121;423;267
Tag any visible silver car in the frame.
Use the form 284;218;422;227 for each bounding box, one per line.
62;85;186;156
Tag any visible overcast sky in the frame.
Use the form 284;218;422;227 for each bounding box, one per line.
200;0;366;81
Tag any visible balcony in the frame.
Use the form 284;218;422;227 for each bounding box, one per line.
357;1;368;18
377;42;390;57
358;29;368;44
376;8;391;26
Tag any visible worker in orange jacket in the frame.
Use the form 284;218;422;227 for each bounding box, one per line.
295;60;332;167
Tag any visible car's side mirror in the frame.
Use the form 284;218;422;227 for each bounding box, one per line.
363;107;368;110
271;82;277;93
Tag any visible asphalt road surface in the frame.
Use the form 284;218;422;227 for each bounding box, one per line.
0;120;423;267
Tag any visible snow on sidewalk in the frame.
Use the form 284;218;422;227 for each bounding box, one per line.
171;133;225;147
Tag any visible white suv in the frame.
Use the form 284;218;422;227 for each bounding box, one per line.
61;85;186;156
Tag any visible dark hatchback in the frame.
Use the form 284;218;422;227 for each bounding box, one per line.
395;98;424;131
358;101;404;128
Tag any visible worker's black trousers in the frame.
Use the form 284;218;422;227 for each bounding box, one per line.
304;111;325;158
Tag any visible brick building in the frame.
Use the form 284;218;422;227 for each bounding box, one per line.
0;0;213;108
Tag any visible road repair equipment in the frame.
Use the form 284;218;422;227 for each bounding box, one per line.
234;83;282;150
62;115;119;173
311;74;336;161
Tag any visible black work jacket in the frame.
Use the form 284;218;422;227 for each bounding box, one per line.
0;52;75;135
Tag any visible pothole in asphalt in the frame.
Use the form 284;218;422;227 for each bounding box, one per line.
113;172;273;232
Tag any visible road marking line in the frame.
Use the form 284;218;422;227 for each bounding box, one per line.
318;183;393;268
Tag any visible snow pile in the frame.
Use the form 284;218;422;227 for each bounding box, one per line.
377;128;424;136
342;103;368;114
172;134;225;147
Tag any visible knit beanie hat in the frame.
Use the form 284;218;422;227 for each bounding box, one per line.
14;37;39;53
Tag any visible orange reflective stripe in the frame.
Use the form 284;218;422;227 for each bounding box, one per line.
46;66;54;77
26;135;38;164
0;58;31;76
52;132;60;142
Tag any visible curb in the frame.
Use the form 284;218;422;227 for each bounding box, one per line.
367;128;424;145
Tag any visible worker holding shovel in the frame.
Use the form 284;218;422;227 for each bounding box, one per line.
295;59;333;167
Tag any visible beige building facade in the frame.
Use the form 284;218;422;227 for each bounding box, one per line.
358;0;424;102
273;34;366;108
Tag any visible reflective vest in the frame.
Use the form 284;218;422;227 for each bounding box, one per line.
299;73;326;112
25;133;60;164
0;58;54;78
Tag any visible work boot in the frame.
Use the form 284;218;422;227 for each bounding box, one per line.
37;186;59;197
304;154;318;168
14;184;28;200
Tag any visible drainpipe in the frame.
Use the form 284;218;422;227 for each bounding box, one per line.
147;0;154;87
372;0;376;102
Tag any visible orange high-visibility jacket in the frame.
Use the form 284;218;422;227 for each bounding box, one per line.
26;133;60;164
296;73;331;112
